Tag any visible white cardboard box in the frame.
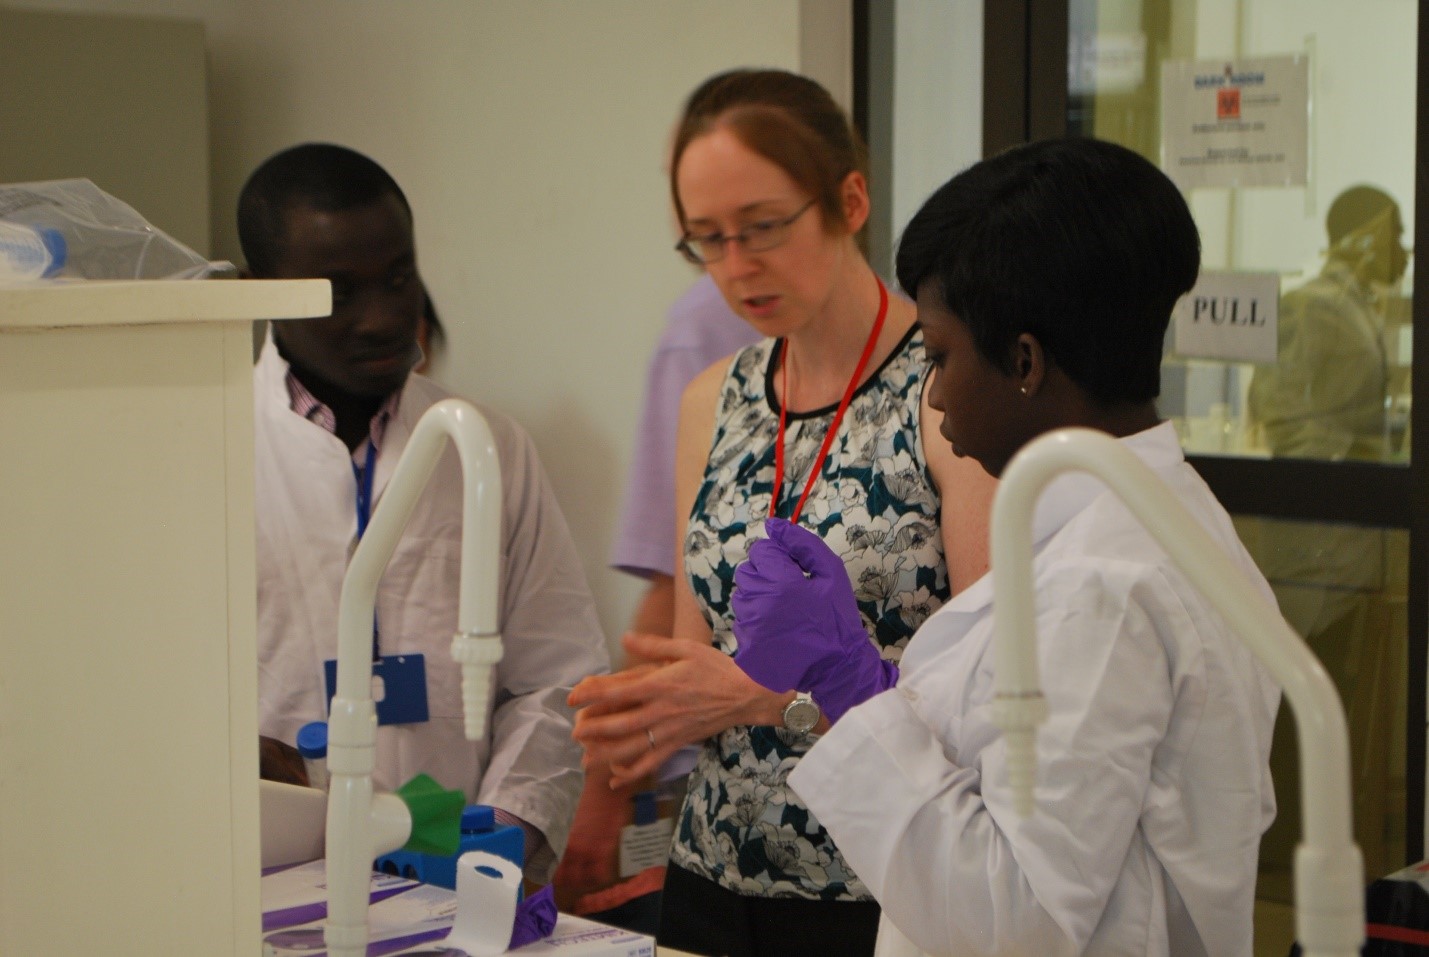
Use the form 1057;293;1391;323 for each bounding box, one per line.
503;914;655;956
261;861;655;956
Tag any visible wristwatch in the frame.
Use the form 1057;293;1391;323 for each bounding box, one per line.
781;692;821;735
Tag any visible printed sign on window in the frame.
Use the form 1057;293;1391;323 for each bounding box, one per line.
1161;55;1308;189
1173;271;1279;363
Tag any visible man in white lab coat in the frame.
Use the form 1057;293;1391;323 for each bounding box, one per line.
731;138;1282;955
238;143;609;884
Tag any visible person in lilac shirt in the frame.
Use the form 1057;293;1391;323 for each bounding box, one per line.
612;274;764;624
553;274;758;930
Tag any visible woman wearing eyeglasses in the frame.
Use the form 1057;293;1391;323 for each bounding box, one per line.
569;69;995;957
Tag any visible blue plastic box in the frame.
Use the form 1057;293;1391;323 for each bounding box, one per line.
374;804;524;890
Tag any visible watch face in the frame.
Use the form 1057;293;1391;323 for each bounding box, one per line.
783;695;820;734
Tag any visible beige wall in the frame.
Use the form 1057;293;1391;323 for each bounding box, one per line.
0;7;210;253
3;0;839;653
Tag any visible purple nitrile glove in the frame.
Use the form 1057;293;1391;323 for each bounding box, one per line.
731;518;898;724
509;885;557;949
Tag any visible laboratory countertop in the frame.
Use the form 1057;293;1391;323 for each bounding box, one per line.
260;860;706;955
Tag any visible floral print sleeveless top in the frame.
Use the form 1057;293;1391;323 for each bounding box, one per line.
671;326;949;900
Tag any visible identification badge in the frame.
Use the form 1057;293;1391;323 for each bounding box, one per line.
618;791;674;877
324;653;430;726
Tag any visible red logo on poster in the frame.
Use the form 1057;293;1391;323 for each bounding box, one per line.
1217;87;1241;119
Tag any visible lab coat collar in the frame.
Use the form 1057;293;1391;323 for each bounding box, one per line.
255;326;290;402
257;329;404;440
943;421;1184;613
256;329;417;505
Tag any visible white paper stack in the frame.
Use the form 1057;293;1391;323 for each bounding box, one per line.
260;860;654;956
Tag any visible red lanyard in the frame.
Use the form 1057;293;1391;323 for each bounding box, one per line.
771;277;889;522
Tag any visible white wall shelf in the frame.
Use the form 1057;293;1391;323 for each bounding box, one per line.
0;278;328;954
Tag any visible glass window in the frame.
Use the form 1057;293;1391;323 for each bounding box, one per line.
1069;0;1416;464
1235;516;1408;955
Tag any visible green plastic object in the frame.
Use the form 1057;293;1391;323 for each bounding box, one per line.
395;773;465;857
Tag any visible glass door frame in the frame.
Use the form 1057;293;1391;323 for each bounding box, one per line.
855;0;1428;863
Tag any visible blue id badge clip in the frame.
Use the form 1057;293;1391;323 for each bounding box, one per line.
324;654;431;725
322;440;431;726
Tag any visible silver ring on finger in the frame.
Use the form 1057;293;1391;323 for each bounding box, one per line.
646;728;657;751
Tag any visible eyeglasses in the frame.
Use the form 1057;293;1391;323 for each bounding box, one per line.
675;200;817;265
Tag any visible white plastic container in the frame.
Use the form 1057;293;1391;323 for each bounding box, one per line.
296;721;329;791
0;221;66;283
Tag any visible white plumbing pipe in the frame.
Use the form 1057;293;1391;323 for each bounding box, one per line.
991;428;1362;957
325;399;503;957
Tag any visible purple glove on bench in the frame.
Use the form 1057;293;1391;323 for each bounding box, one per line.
509;885;556;949
731;518;898;724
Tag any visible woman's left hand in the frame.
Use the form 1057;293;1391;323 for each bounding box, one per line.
569;632;785;788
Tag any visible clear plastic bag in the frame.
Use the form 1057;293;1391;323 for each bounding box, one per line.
0;178;234;283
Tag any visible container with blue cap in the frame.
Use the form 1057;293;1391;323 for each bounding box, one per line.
0;222;67;283
294;721;329;791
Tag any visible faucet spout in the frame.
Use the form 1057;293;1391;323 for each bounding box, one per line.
324;398;503;957
991;427;1362;957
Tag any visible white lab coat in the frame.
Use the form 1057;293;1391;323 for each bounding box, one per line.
254;337;609;864
789;423;1281;957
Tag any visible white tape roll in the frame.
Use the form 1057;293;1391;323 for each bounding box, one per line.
444;850;521;956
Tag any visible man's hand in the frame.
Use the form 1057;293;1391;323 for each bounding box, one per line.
258;734;309;786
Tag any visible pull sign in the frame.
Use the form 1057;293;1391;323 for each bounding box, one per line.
1173;270;1279;363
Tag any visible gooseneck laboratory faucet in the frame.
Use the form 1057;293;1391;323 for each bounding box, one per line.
323;399;504;957
991;428;1363;957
